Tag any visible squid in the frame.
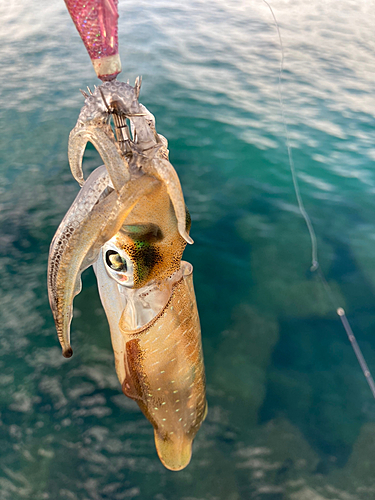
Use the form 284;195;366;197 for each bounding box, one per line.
47;79;207;470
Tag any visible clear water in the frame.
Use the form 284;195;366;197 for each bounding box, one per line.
1;1;375;498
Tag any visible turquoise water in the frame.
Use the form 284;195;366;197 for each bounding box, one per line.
2;0;375;498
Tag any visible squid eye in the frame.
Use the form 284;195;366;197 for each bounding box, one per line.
105;250;127;272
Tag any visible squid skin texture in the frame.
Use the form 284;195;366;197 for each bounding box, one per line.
94;180;206;471
48;168;158;357
69;80;192;244
123;264;207;471
107;180;189;288
96;257;207;471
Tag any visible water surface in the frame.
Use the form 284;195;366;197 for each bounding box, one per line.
1;1;375;499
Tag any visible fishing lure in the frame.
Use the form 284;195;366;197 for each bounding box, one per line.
47;0;207;471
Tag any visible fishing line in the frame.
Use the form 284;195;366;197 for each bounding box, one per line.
263;0;375;398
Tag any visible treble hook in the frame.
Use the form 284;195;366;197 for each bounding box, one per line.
99;87;133;155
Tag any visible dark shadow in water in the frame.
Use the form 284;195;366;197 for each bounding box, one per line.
260;232;375;470
192;213;254;339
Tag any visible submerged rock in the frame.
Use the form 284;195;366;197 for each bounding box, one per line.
213;304;279;428
338;422;375;495
236;213;346;318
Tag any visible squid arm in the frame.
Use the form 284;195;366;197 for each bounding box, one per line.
47;168;159;357
128;102;192;244
122;263;207;471
143;157;193;245
68;122;129;191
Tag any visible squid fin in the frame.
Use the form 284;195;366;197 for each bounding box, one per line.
154;431;193;471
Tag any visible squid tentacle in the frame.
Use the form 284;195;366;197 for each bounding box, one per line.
68;123;129;191
48;168;159;357
48;166;110;357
